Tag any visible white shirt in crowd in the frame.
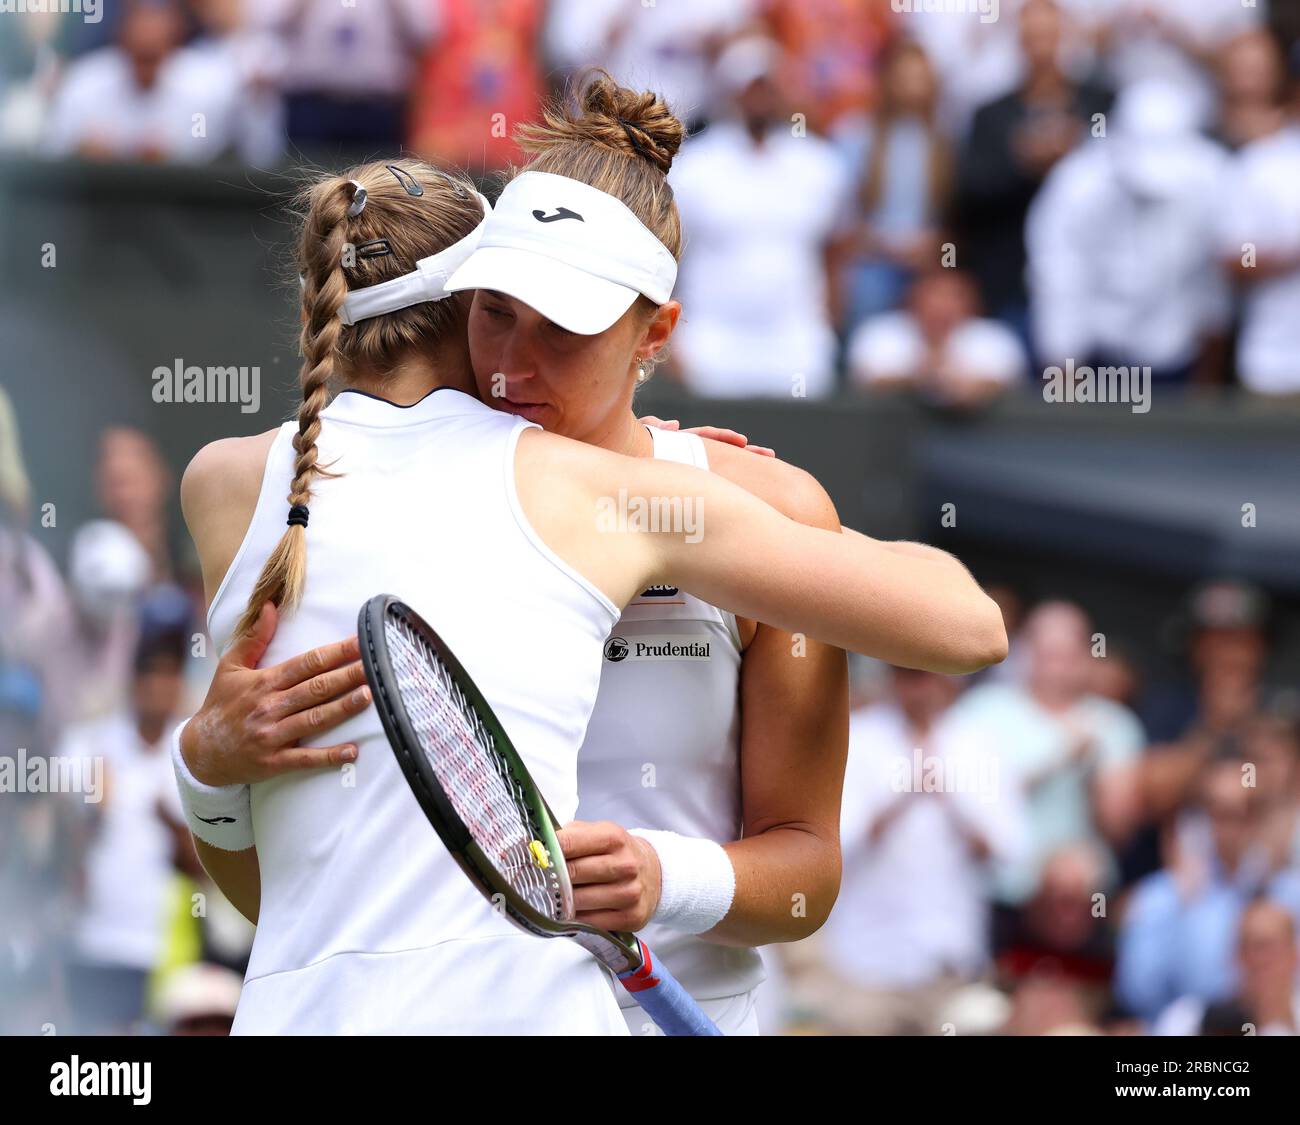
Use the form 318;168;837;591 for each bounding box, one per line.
252;0;435;100
670;121;852;399
1090;0;1264;129
848;311;1028;389
940;683;1144;906
1153;988;1300;1037
65;713;183;971
544;0;754;124
1215;125;1300;395
819;702;1025;990
45;46;253;163
1026;102;1230;370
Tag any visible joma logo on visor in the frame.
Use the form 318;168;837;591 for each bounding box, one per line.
532;207;584;223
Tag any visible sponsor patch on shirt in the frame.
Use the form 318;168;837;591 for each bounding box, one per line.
603;634;712;662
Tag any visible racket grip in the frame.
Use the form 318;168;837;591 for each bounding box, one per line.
616;939;723;1036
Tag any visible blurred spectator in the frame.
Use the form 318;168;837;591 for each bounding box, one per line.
0;389;85;1036
407;0;546;176
954;0;1112;347
794;668;1023;1034
944;601;1144;915
1215;88;1300;396
0;385;79;755
1141;581;1270;823
848;268;1028;407
66;520;151;722
44;0;252;164
1090;640;1142;713
1215;29;1291;151
96;427;175;584
670;37;853;399
187;0;285;167
1116;759;1300;1026
996;844;1115;1021
62;427;178;722
1002;972;1102;1035
252;0;434;160
0;8;63;152
1026;79;1230;384
1093;0;1264;132
905;0;1105;138
1252;709;1300;873
63;632;198;1034
761;0;895;136
156;961;243;1035
544;0;754;131
833;38;951;328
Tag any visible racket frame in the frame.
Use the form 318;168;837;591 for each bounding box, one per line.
358;594;643;977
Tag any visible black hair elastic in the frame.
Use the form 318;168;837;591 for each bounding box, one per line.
287;504;310;528
617;117;651;161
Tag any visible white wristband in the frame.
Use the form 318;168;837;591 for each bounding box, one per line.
629;828;735;934
171;718;255;851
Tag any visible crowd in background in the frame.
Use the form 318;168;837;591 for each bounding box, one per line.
3;0;1300;1037
2;0;1300;398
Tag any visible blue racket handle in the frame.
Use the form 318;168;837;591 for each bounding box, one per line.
616;939;723;1036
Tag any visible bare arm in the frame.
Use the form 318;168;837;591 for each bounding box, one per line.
194;843;261;924
518;431;1007;672
179;435;369;922
698;445;847;946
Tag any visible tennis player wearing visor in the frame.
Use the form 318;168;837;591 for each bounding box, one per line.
176;79;1006;1036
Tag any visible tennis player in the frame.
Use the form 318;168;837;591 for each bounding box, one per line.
442;75;847;1036
177;159;1007;1034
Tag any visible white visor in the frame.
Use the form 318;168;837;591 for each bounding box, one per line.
337;190;492;326
443;171;677;335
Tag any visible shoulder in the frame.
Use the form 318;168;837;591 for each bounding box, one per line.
180;430;280;529
182;429;281;604
695;440;841;531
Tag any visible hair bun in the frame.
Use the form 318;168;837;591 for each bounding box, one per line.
580;71;684;173
519;69;684;175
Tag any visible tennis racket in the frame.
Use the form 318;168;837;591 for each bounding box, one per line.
357;594;721;1036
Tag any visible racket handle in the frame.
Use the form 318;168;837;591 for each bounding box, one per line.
616;939;723;1036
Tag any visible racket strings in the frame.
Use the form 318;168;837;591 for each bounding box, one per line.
387;617;565;921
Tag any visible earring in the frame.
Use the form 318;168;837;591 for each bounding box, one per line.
635;359;649;384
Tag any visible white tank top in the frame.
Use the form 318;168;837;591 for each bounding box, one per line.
206;387;627;1034
576;426;764;1003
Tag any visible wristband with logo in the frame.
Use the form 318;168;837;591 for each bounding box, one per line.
171;718;255;851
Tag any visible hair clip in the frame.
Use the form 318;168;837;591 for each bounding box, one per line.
346;180;368;218
385;164;424;197
356;238;393;260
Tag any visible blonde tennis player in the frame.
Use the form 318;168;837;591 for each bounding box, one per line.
176;154;1006;1034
